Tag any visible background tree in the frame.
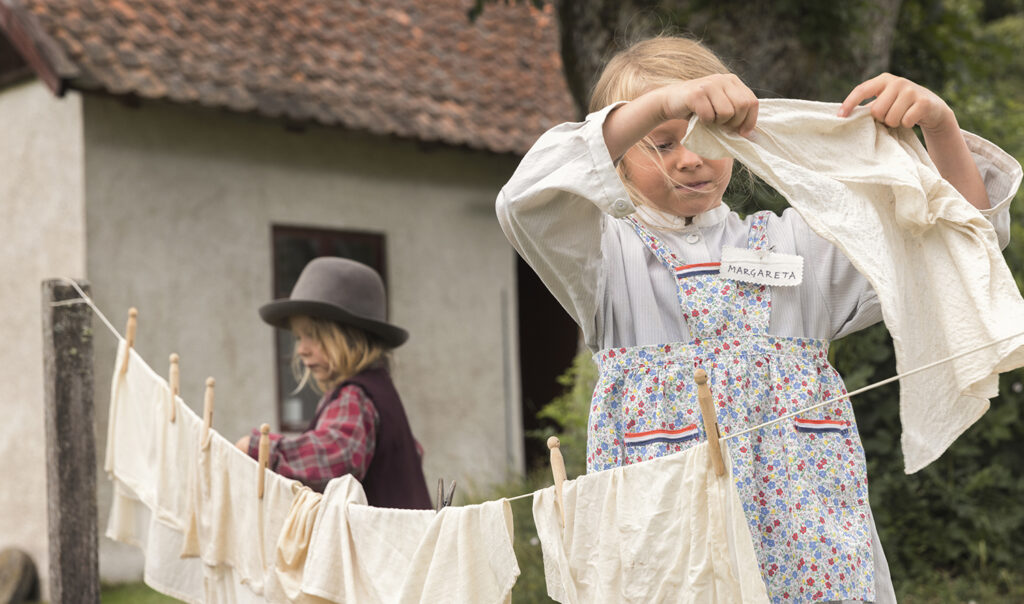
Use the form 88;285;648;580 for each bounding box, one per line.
553;0;902;115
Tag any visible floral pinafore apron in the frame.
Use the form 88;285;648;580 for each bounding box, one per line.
588;214;875;603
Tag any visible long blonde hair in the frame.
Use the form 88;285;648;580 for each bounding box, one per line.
590;36;735;220
290;316;390;393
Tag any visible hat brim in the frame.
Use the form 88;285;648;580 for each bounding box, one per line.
259;299;409;348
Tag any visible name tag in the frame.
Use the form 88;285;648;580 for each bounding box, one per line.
720;247;803;287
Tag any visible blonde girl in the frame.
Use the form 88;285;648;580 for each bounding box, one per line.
497;35;1018;602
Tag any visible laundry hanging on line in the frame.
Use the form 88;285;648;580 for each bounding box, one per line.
103;336;767;603
105;341;527;603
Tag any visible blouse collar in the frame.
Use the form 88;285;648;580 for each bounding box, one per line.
635;201;731;230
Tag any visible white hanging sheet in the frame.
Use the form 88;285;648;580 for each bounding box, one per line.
682;99;1024;473
532;442;768;604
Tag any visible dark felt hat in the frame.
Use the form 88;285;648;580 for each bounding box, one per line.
259;257;408;348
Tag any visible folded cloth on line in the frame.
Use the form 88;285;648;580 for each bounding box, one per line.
263;486;334;604
182;425;300;597
682;99;1024;473
532;442;767;604
302;475;519;604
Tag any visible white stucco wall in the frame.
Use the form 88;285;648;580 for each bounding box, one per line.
0;80;84;597
82;97;525;581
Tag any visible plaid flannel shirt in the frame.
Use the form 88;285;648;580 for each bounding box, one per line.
249;384;379;490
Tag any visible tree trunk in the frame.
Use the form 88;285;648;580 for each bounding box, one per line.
555;0;904;117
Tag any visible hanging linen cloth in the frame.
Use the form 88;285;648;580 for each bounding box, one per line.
105;341;305;603
681;98;1024;473
301;475;520;604
181;426;300;599
532;443;768;603
104;341;216;602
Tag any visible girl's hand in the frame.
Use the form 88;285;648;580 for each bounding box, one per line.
657;74;759;137
838;73;956;136
838;73;989;210
235;435;251;452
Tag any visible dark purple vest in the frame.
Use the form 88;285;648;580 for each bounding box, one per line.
328;367;431;509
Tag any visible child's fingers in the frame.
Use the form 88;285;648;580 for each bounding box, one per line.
838;76;885;117
728;81;758;135
708;79;757;132
701;84;733;122
868;82;900;124
900;102;928;129
881;88;917;128
739;99;759;137
687;91;718;123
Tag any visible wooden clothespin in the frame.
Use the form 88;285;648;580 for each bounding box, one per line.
168;353;180;423
436;478;457;511
119;308;138;376
548;436;567;527
257;423;270;499
694;369;726;477
201;377;215;449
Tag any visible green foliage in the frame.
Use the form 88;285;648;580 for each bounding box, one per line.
854;1;1024;597
101;582;180;603
525;350;598;479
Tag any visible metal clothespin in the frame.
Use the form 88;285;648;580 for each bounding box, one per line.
436;478;456;511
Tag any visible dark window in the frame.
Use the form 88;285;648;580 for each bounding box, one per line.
271;225;386;431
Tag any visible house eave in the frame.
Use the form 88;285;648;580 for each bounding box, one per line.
0;0;78;96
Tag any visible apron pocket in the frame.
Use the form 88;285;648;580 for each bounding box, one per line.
790;416;860;510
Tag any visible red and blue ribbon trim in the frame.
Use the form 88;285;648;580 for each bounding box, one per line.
625;424;700;446
675;262;720;279
794;418;849;434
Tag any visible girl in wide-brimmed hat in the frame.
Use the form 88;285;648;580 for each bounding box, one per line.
235;257;431;509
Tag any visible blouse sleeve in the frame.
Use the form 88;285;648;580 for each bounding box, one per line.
495;102;635;337
792;130;1021;340
248;384;380;489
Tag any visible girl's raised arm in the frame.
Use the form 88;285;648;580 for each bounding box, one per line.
602;75;758;161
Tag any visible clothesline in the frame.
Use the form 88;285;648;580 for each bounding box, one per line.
54;277;124;344
55;276;1024;502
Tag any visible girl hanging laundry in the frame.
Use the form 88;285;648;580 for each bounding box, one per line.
237;257;432;509
496;36;1020;603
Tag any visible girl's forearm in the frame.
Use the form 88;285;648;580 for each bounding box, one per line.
601;89;670;161
923;113;990;210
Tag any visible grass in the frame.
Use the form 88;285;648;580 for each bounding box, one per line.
101;582;180;603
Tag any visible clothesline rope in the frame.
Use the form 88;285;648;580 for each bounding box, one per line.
55;280;1024;500
53;277;124;343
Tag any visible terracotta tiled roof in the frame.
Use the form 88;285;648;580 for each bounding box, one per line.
1;0;575;154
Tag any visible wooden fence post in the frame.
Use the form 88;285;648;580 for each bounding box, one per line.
41;279;99;603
